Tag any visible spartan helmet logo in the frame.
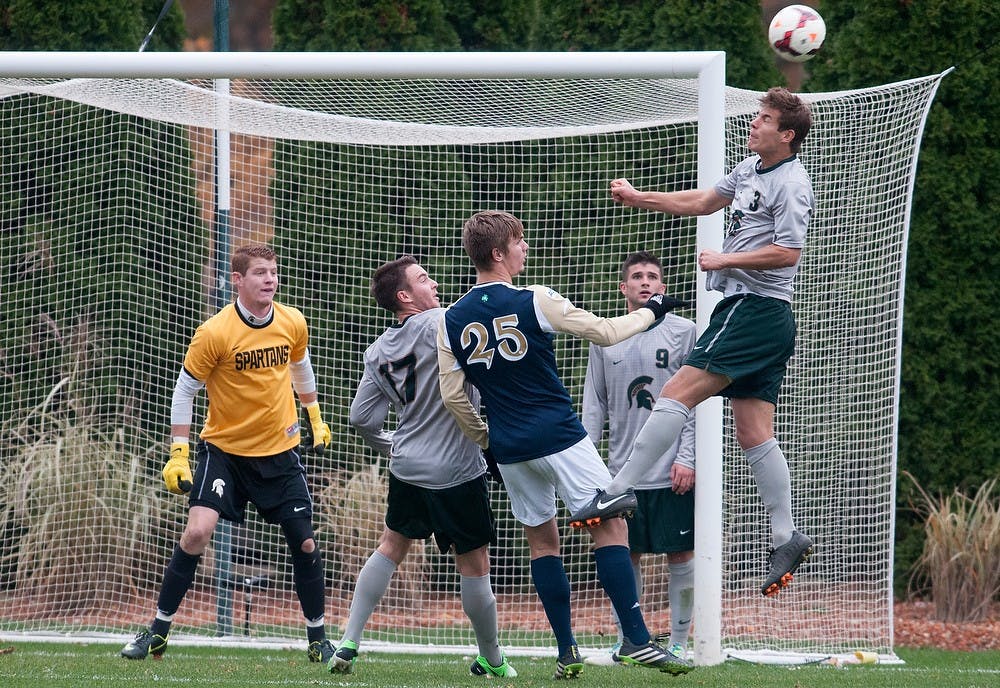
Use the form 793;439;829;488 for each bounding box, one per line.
212;478;226;498
627;375;656;411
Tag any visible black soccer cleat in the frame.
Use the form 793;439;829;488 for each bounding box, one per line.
617;637;693;675
761;530;814;597
568;488;637;529
308;638;336;664
120;630;168;660
553;644;584;679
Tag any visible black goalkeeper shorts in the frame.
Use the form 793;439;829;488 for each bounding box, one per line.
189;441;313;524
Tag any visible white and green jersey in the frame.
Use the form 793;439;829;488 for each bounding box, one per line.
711;154;814;302
349;307;486;489
582;314;697;489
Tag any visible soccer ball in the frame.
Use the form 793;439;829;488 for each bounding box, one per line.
768;5;826;63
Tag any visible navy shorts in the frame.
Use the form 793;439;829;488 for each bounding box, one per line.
189;441;313;524
385;472;496;555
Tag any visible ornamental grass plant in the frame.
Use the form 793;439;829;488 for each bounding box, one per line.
0;377;173;617
906;472;1000;622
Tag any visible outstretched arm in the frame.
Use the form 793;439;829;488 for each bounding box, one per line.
611;178;730;216
531;286;687;347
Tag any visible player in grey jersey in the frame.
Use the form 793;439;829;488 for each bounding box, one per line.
582;252;697;664
572;87;815;598
334;256;515;678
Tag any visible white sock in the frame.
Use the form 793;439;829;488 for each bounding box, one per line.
608;398;691;494
745;438;795;548
341;550;396;647
461;573;503;667
667;560;694;648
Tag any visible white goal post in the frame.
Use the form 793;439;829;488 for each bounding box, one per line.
0;51;943;668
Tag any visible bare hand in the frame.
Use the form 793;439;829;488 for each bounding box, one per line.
610;178;637;205
671;463;695;495
698;249;727;271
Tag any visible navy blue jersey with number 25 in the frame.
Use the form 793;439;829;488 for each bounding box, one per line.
440;282;654;464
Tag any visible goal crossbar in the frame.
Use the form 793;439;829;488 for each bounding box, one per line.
0;50;724;79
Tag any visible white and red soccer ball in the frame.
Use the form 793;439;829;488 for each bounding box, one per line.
768;4;826;63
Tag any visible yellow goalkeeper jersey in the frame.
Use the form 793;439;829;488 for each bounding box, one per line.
184;301;308;457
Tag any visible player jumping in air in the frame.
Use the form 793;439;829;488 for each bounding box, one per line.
570;87;815;598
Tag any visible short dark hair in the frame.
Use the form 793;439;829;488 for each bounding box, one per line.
371;255;419;313
232;244;276;275
761;87;812;153
620;251;662;282
462;211;524;272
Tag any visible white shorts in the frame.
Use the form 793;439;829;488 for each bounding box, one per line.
498;437;612;527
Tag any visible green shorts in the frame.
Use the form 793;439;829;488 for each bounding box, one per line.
385;472;496;555
627;486;695;554
683;294;795;405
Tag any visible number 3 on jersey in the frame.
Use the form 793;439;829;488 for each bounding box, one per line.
461;314;528;368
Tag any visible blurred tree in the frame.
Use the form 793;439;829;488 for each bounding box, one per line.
0;0;184;51
807;0;1000;596
274;0;779;90
0;0;202;444
274;0;460;51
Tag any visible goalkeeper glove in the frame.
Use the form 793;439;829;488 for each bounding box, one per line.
483;448;504;486
641;293;689;320
305;402;331;457
163;441;193;494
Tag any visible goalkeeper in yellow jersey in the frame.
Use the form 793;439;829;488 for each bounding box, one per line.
121;244;334;666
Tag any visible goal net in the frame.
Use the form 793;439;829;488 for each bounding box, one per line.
0;52;943;664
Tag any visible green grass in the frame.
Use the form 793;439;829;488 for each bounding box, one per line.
0;642;997;687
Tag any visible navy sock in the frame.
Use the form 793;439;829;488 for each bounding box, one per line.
293;548;327;643
530;555;576;655
594;545;649;645
155;544;201;622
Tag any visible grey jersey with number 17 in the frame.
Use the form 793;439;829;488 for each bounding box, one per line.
709;154;814;302
349;307;486;489
582;314;697;490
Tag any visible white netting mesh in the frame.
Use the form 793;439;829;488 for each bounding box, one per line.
0;64;943;662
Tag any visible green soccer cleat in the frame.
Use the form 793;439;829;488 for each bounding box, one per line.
470;654;518;677
120;630;168;660
328;640;358;674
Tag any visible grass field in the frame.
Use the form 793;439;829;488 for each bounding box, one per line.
0;642;997;688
